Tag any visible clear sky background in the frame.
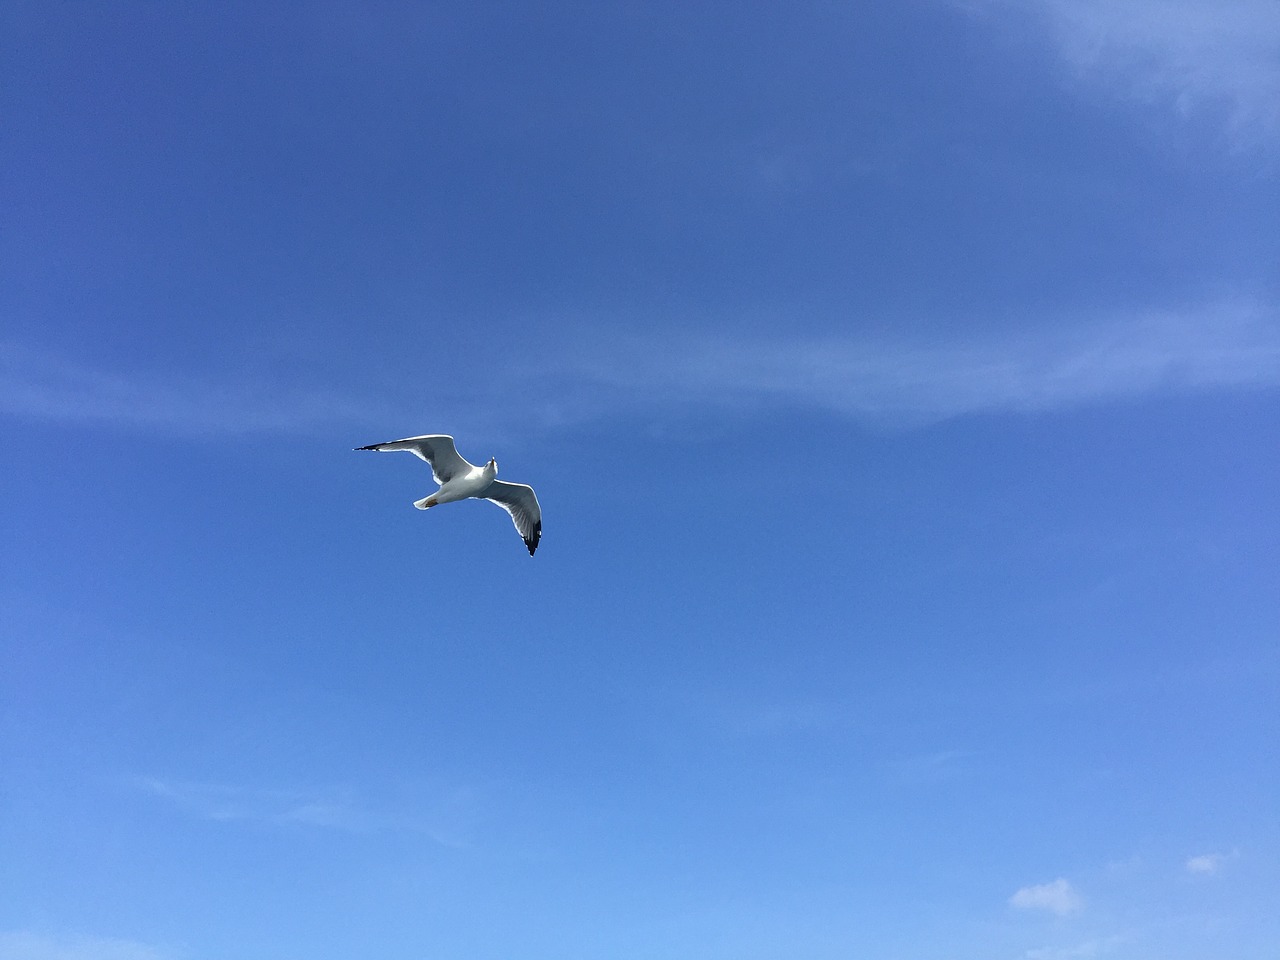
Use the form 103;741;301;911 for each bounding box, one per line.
2;2;1277;959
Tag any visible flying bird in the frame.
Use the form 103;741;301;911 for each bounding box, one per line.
356;434;542;556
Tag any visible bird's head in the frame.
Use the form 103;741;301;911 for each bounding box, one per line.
488;457;498;474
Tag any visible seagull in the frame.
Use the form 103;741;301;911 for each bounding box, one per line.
355;434;542;556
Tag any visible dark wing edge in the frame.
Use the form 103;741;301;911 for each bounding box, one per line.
484;480;542;556
354;434;471;484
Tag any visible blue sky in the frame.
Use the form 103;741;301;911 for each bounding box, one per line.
2;2;1277;959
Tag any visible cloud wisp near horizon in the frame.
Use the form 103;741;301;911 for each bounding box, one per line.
4;299;1277;436
132;776;475;847
575;299;1280;424
0;931;173;960
0;342;403;437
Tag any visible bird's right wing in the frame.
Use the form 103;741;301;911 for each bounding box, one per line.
354;434;474;484
483;480;542;556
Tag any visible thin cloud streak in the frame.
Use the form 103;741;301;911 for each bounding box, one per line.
0;932;172;960
0;342;406;437
134;777;472;847
5;302;1277;436
573;301;1280;425
1024;935;1124;960
136;776;370;830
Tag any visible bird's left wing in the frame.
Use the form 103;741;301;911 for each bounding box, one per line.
483;480;542;556
355;434;473;484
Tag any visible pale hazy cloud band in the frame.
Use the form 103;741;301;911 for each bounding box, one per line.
3;301;1277;436
571;301;1280;424
0;342;399;435
134;776;474;847
0;932;171;960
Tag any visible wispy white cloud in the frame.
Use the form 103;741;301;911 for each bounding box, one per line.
136;776;368;829
1011;877;1085;915
1024;935;1123;959
5;301;1277;436
134;776;473;846
959;0;1280;147
0;342;403;436
1186;849;1236;874
0;932;172;960
569;300;1280;426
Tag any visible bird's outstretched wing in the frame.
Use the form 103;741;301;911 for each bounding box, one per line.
355;434;474;484
483;480;542;556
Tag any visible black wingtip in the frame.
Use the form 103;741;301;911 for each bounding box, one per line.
354;444;378;451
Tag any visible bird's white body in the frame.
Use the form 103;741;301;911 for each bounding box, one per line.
414;459;497;508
